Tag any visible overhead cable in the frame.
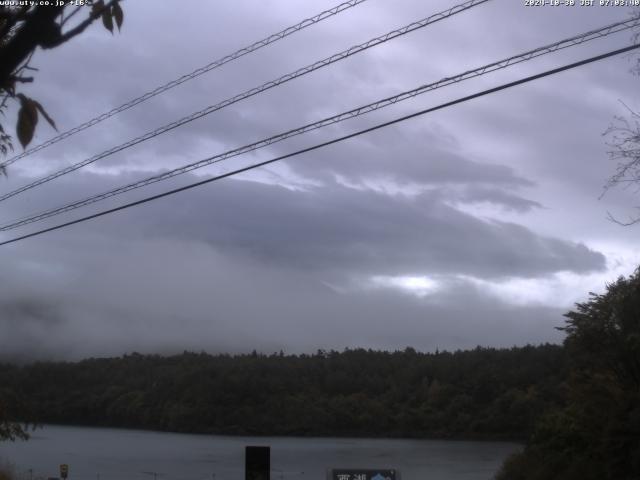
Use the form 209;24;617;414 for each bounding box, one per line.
0;0;371;169
1;17;638;231
1;43;638;247
0;0;490;202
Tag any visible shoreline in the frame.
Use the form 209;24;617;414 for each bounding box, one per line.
20;422;526;444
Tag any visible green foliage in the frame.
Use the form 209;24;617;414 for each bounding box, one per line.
497;268;640;480
0;417;28;442
0;1;124;155
0;376;30;441
0;345;566;440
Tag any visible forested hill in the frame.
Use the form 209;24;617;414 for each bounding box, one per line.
0;345;566;440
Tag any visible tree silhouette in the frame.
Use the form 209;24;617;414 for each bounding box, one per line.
0;1;123;440
0;1;124;169
497;268;640;480
601;23;640;225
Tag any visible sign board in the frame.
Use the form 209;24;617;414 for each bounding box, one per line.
328;469;398;480
59;465;68;480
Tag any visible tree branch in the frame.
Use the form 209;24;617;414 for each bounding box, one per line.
0;6;63;82
60;5;83;28
51;0;120;48
606;209;640;226
0;5;31;38
10;75;33;83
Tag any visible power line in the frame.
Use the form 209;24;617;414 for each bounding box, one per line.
0;0;490;203
0;0;371;169
1;43;637;247
2;17;637;232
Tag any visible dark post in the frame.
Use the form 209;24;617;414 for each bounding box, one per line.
245;445;270;480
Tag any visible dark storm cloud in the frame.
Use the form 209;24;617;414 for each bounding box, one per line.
135;178;605;279
0;0;636;360
0;169;604;280
279;125;538;187
0;236;567;361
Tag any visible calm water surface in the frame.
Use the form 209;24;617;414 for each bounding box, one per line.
0;425;520;480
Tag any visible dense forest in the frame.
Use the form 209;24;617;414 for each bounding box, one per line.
0;344;566;440
2;269;638;479
497;269;640;480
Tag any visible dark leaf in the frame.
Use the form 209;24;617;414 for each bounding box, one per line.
112;1;123;31
102;8;113;33
91;0;104;17
16;95;38;148
31;100;57;130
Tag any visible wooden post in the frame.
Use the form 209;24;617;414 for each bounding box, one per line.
245;445;270;480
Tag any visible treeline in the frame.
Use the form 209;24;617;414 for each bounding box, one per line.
497;269;640;480
0;344;567;440
3;271;638;479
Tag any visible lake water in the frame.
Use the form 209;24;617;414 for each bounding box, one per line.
0;425;520;480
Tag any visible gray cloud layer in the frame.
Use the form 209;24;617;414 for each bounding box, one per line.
0;0;637;360
0;171;598;360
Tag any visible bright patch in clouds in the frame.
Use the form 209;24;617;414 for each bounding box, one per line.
370;275;441;297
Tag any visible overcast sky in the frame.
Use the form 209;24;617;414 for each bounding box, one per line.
1;0;639;360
